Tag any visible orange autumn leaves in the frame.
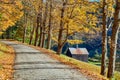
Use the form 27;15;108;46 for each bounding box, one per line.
0;42;15;80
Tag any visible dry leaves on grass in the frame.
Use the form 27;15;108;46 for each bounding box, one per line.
0;42;15;80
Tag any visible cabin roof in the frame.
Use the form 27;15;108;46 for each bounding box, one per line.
68;48;89;55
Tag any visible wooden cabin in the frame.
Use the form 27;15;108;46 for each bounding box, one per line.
66;48;89;62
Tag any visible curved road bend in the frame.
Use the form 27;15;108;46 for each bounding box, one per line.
1;41;89;80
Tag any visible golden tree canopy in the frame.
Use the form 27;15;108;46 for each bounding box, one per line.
0;0;23;33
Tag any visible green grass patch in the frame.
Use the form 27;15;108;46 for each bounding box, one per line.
88;61;101;66
0;51;4;57
59;54;120;80
60;54;100;71
0;42;6;69
0;64;3;69
114;71;120;80
0;42;8;52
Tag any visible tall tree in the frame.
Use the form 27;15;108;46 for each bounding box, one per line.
57;0;66;54
34;0;43;46
38;0;43;47
47;0;52;49
41;1;48;48
29;18;36;45
34;11;40;46
22;14;27;43
53;0;99;54
107;0;120;78
27;0;40;45
101;0;107;76
21;0;36;43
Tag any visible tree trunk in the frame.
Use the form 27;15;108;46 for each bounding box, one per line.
29;20;36;45
107;1;120;78
34;14;40;46
1;34;4;39
38;0;43;47
41;1;48;48
47;0;52;49
101;0;107;76
57;1;66;54
57;45;63;55
38;24;43;46
23;14;27;43
56;3;75;53
6;28;10;39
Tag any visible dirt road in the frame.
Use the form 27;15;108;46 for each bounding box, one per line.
2;41;88;80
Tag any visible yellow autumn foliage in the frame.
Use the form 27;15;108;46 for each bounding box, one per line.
0;0;23;32
52;0;99;44
67;40;83;44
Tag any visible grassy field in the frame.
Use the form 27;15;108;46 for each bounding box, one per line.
0;42;15;80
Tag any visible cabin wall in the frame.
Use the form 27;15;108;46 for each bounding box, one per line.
72;54;88;62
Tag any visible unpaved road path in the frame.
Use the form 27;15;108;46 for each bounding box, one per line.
2;41;88;80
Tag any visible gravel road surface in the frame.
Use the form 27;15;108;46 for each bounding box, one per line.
2;41;88;80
